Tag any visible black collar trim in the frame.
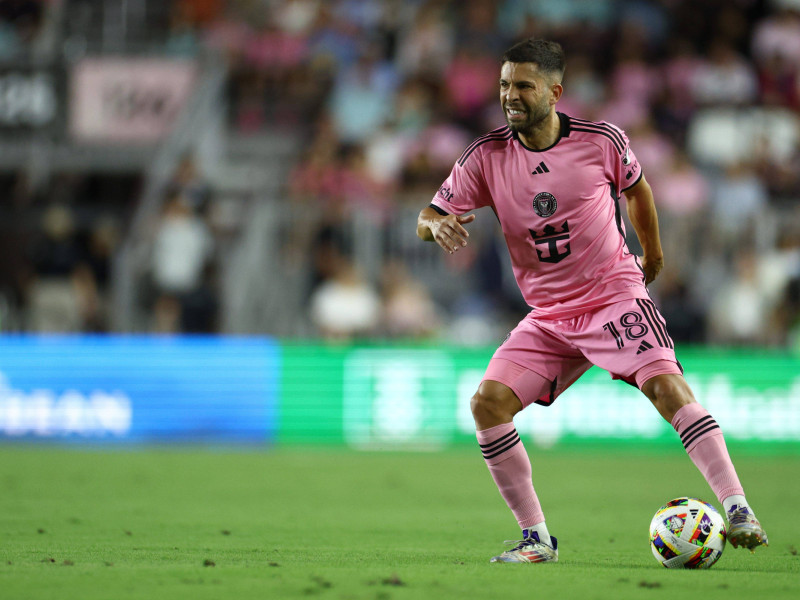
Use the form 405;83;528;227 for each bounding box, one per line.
513;112;571;153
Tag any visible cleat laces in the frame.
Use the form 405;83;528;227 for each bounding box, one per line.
490;529;558;563
503;538;532;551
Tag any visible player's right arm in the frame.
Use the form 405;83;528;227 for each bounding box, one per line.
416;207;476;254
418;136;492;254
417;136;492;254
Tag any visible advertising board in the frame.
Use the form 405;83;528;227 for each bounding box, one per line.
281;345;800;448
69;58;196;143
0;336;279;443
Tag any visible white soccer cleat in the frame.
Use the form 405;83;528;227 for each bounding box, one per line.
726;506;768;552
490;530;558;563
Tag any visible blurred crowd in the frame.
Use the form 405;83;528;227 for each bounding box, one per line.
0;171;138;332
0;0;44;57
2;0;800;351
212;0;800;349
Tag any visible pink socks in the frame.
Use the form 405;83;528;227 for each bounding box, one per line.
477;423;545;529
477;403;745;539
671;403;745;503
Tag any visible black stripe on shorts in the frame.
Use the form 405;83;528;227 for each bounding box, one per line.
636;298;673;349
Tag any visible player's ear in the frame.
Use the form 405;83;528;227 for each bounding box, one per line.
550;82;563;104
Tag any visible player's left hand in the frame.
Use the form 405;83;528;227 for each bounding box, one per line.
642;254;664;285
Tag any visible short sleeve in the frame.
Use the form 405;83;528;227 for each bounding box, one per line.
605;125;643;193
430;152;492;215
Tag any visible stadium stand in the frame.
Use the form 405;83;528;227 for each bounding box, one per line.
0;0;798;350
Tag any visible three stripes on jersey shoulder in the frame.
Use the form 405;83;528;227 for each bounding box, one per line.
456;119;627;166
569;117;626;155
457;126;512;166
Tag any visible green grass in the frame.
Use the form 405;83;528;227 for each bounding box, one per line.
0;445;798;600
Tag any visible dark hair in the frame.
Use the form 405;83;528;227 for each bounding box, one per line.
501;39;565;81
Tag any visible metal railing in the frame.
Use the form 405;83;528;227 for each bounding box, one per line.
223;199;490;336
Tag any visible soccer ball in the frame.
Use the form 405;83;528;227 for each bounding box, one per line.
649;497;727;569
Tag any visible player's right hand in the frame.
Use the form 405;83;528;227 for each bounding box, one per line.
429;213;476;254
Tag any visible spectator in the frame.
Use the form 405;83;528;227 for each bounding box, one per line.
561;52;605;118
288;141;341;204
395;1;454;78
708;249;770;345
167;154;212;214
627;117;677;174
710;161;769;238
0;0;43;56
444;45;500;125
773;276;800;351
751;4;800;70
309;256;381;341
337;143;392;218
307;3;361;69
756;52;800;109
165;2;201;57
27;204;83;332
691;38;759;106
150;193;215;333
653;268;706;344
652;150;709;217
758;226;800;315
380;259;441;338
661;37;703;113
455;0;505;55
73;216;121;332
329;47;397;143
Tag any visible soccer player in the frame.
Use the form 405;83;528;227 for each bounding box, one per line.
416;38;768;563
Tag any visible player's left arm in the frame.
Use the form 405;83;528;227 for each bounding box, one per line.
624;175;664;285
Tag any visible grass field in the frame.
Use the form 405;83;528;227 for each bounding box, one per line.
0;444;798;600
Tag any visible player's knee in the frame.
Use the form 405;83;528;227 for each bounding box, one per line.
470;391;511;426
643;374;695;423
470;381;522;428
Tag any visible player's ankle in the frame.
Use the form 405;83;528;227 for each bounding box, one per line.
521;522;551;547
723;494;751;515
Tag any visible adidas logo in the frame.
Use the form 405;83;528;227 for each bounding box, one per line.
531;161;549;175
636;340;653;354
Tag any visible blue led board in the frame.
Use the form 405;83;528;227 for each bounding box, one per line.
0;336;279;443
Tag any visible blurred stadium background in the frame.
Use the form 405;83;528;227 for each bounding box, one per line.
0;0;799;450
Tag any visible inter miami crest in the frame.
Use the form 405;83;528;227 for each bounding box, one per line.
532;192;557;217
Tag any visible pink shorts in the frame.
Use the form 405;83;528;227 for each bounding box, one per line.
484;298;682;408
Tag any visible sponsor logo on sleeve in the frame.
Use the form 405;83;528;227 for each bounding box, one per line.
438;185;454;202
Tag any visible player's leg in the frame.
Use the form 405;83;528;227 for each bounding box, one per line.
576;299;768;552
472;375;558;563
639;371;768;551
473;317;590;563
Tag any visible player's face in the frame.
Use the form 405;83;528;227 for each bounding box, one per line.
500;62;558;134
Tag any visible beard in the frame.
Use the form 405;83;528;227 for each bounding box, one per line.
504;98;551;137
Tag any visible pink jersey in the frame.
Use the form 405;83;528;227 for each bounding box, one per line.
430;113;648;319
